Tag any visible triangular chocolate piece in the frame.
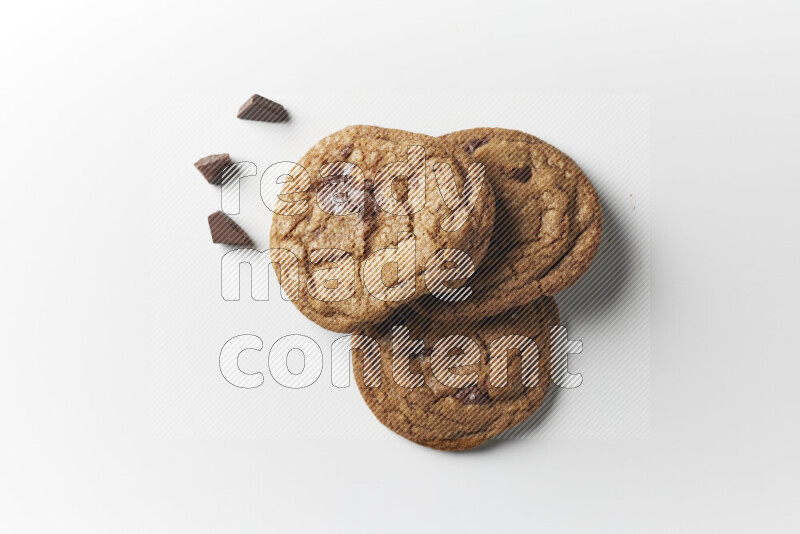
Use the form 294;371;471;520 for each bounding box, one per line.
208;211;253;246
237;94;289;122
194;153;231;185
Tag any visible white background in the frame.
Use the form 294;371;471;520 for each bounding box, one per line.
2;1;799;532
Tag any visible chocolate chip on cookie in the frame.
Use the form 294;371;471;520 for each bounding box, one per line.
463;137;488;155
339;143;354;159
507;165;532;183
453;385;492;405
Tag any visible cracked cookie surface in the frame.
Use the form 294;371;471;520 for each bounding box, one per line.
412;128;603;321
269;125;495;332
352;297;559;451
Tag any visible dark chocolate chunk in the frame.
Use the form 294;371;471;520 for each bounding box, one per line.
315;173;362;215
340;143;354;159
408;347;434;360
194;153;231;185
463;138;488;155
453;385;491;405
208;211;253;246
237;94;289;122
508;165;532;183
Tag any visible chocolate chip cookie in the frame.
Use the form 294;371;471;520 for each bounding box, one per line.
269;125;495;333
412;128;602;321
352;297;559;451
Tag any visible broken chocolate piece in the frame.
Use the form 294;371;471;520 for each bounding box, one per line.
208;211;254;246
237;94;289;122
453;385;491;405
508;165;532;183
194;153;231;185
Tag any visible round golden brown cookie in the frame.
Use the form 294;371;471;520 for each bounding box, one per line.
352;297;559;451
269;125;495;333
412;128;602;321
